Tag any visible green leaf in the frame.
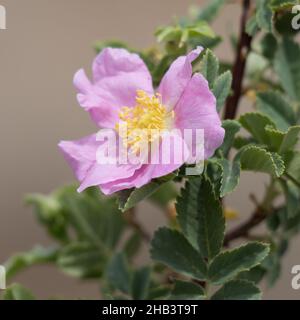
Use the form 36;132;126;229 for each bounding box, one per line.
211;280;261;300
274;38;300;101
279;126;300;154
256;91;296;131
275;10;300;36
176;177;225;260
187;21;216;39
220;120;241;156
131;267;151;300
214;158;241;197
169;280;206;300
3;284;35;300
239;112;276;144
25;193;68;242
240;146;285;177
200;49;219;88
260;33;277;60
106;252;132;294
62;188;124;249
117;181;164;212
208;242;270;285
265;125;300;154
151;228;207;280
237;266;266;284
5;246;58;280
212;71;232;112
256;0;273;32
57;242;107;278
155;26;181;43
261;251;281;287
196;0;226;22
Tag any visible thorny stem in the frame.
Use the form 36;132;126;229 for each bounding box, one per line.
224;0;253;119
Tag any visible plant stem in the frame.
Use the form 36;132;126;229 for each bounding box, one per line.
224;180;276;246
224;206;267;246
224;0;253;119
285;172;300;189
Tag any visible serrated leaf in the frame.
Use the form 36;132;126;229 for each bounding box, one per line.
57;242;107;278
208;242;270;285
239;112;276;144
169;280;206;300
240;146;285;177
237;266;266;284
220;120;241;156
200;49;219;88
131;267;151;300
265;125;300;154
151;228;207;280
3;284;35;300
213;158;241;197
279;126;300;154
211;280;261;300
275;38;300;101
176;177;225;260
213;71;232;112
256;91;296;131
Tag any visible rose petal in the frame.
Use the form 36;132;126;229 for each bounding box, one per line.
74;48;153;128
157;46;203;111
174;73;225;160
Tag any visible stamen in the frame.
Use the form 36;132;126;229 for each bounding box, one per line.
116;90;174;154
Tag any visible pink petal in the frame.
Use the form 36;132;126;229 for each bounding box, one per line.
157;47;203;111
58;134;99;182
74;48;154;128
99;131;189;195
58;134;140;192
174;73;225;160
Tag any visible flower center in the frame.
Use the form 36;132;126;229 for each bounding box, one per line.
116;90;174;153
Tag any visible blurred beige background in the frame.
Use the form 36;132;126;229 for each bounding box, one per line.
0;0;299;299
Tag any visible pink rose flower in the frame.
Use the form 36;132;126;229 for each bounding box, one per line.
59;47;224;195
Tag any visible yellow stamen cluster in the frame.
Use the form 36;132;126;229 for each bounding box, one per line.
116;90;174;154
